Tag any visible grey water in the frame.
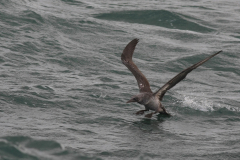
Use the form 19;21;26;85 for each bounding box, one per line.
0;0;240;159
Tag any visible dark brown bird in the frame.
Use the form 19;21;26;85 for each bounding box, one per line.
121;38;222;118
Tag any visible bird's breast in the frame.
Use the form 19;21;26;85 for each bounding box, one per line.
145;96;161;112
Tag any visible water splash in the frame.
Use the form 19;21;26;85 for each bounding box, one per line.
181;95;214;112
180;94;240;113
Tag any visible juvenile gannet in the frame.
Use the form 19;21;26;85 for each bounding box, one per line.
121;38;222;118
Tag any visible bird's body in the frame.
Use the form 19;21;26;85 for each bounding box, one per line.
121;38;222;118
128;92;167;118
145;95;163;112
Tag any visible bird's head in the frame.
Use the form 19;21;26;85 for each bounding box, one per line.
127;94;144;104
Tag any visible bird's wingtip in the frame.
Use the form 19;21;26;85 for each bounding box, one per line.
133;38;139;43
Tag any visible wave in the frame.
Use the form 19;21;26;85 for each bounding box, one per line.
0;136;101;160
95;10;214;33
0;136;63;160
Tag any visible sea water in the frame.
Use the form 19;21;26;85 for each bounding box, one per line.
0;0;240;159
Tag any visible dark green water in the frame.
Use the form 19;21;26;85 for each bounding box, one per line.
0;0;240;159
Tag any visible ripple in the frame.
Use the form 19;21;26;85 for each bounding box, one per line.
61;0;84;6
20;10;44;25
35;85;54;92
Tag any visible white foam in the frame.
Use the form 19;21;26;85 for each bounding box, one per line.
181;95;214;112
179;94;240;112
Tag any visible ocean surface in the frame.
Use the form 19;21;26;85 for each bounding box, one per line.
0;0;240;159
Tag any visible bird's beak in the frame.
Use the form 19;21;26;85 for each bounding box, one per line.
126;98;135;103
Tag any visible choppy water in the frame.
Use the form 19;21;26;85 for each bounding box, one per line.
1;0;240;159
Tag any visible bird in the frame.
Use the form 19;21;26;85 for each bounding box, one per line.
121;38;222;118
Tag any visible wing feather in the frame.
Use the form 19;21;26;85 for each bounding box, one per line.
154;50;222;100
121;39;152;93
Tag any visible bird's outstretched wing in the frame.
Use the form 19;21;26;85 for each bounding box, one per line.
154;50;222;100
121;39;152;93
